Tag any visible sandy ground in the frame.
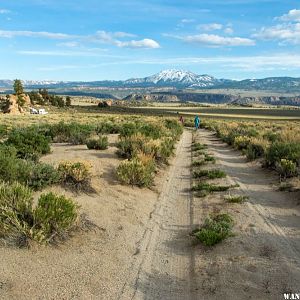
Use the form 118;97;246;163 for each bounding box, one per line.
1;130;299;300
190;129;300;300
0;135;163;299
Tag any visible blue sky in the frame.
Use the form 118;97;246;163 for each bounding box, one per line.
0;0;300;80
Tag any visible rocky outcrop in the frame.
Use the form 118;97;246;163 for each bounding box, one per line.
98;100;113;108
2;94;31;114
123;92;300;106
123;93;179;102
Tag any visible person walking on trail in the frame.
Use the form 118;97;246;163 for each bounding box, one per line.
194;115;200;130
179;115;184;125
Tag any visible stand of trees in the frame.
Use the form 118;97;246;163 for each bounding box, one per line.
28;88;72;107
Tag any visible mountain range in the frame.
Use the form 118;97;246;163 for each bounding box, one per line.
0;69;300;92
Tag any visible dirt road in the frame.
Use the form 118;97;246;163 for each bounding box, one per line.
120;129;300;300
1;129;299;299
120;130;197;299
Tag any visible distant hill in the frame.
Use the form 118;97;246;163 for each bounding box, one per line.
1;69;299;92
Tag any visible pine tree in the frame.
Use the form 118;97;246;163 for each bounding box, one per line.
13;79;25;106
66;96;71;107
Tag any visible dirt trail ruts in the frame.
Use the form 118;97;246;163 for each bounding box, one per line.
199;129;300;260
119;130;197;300
193;129;300;299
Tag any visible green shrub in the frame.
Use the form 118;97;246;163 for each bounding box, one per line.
0;182;78;245
96;122;120;135
263;131;279;143
48;122;94;144
192;160;206;167
234;136;251;150
204;154;216;163
157;138;175;164
164;119;183;138
275;159;298;178
225;195;249;203
193;169;226;179
245;138;268;160
193;213;233;246
265;142;300;167
116;155;155;187
23;162;61;190
192;143;207;151
58;161;92;190
117;134;147;159
119;122;138;137
0;146;59;190
5;128;51;160
86;136;108;150
139;123;163;139
192;182;236;193
0;145;20;183
33;192;78;243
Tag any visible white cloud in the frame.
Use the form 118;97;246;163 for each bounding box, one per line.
0;29;159;49
57;41;79;48
17;50;121;57
181;19;195;23
198;23;223;31
180;33;255;46
0;29;74;39
278;9;300;22
254;9;300;45
253;23;300;44
116;38;160;49
0;9;10;14
224;27;234;34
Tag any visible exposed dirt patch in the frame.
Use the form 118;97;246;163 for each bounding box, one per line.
190;129;300;300
0;135;161;299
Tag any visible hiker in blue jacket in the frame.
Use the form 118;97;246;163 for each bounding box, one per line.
194;115;200;130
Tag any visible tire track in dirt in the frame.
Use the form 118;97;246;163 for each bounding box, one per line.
197;129;300;265
119;130;197;300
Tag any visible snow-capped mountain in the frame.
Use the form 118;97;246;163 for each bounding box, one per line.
125;69;219;88
0;70;299;92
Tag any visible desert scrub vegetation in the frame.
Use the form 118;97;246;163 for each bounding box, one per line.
192;142;207;152
116;118;183;187
192;159;207;167
225;194;249;203
199;119;300;178
193;213;234;246
193;169;226;179
0;145;60;190
192;182;237;193
86;136;108;150
0;182;78;246
204;154;216;163
58;161;92;191
46;121;95;145
116;153;156;187
4;127;51;161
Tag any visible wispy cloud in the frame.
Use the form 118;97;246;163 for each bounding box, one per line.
37;53;300;73
0;29;74;39
181;19;196;24
224;27;234;34
253;9;300;45
0;9;10;14
17;50;121;57
167;33;255;47
0;28;160;49
197;23;223;31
